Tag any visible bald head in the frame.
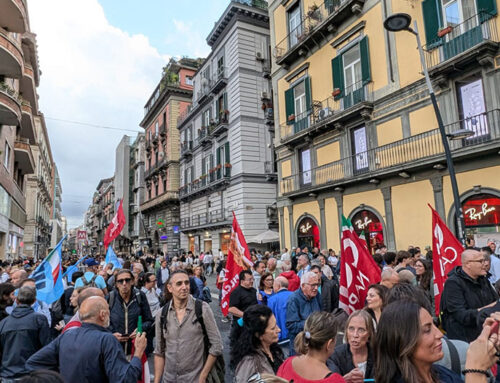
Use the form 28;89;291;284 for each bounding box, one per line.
462;249;487;279
79;296;109;327
461;248;481;263
380;268;400;288
77;287;105;307
398;269;417;285
273;276;289;292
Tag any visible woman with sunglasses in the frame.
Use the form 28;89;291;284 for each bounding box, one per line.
108;269;154;356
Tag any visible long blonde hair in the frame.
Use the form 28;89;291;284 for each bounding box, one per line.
294;311;338;355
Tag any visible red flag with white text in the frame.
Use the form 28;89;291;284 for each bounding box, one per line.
220;212;253;316
103;199;126;250
339;216;381;314
429;204;463;317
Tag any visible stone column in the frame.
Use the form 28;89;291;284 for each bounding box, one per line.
278;207;285;248
288;204;295;247
381;187;396;251
318;198;327;249
430;176;445;219
333;192;343;246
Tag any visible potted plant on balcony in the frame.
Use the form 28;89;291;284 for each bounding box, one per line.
200;174;207;179
224;163;232;168
437;26;453;37
216;164;222;170
332;88;342;97
288;114;295;122
307;4;320;18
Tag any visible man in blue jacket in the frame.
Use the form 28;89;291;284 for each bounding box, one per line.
286;271;322;355
0;286;51;380
26;296;146;383
268;277;292;344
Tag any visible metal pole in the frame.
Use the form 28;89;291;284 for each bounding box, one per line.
411;22;465;244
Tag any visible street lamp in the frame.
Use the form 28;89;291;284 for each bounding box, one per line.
384;13;470;244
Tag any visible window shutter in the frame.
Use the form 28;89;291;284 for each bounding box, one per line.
422;0;442;45
216;147;221;179
285;88;295;125
331;56;344;100
476;0;497;16
223;92;228;110
202;158;206;175
359;37;371;85
304;77;312;112
190;166;194;182
224;142;230;164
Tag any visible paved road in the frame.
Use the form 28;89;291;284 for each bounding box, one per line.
205;272;235;382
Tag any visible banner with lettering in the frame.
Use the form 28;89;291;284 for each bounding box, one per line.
220;212;254;316
339;216;381;314
429;204;463;317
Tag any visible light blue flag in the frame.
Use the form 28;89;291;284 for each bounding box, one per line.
105;246;122;270
30;236;66;304
62;254;89;282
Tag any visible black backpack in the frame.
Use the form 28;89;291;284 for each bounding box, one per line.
108;288;143;310
160;299;225;382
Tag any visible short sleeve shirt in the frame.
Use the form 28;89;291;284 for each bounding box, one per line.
229;286;258;315
75;272;107;289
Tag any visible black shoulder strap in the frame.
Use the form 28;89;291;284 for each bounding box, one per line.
108;290;115;310
82;275;89;285
90;274;98;284
444;337;461;375
134;288;142;306
195;299;210;356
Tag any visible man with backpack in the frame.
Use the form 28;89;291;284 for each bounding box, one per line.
154;269;223;383
74;258;108;294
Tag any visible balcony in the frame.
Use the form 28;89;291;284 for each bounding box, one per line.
14;137;34;174
280;82;373;146
211;112;229;137
159;122;166;138
197;79;212;105
180;208;231;231
0;82;21;126
274;0;365;67
141;190;179;212
20;63;37;111
177;105;193;128
0;27;23;78
196;126;213;147
144;157;166;179
20;100;35;142
0;0;28;33
210;66;228;94
179;168;231;201
424;13;499;77
180;140;193;159
280;109;500;197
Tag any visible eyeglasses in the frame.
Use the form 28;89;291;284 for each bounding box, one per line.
305;283;320;288
116;278;132;284
469;259;487;264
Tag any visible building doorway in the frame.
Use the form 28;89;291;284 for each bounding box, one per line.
350;209;385;254
296;217;320;249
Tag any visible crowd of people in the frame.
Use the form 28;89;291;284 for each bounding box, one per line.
0;240;499;382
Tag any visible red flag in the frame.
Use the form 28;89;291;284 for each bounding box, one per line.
220;212;253;316
429;204;463;317
103;199;126;249
339;216;381;314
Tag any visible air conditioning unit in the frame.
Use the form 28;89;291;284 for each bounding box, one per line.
201;78;209;87
261;91;269;100
317;107;332;121
159;151;165;158
255;51;265;61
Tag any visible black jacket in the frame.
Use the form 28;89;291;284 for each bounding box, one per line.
0;305;51;378
108;288;153;353
320;274;339;313
327;343;374;378
440;266;498;342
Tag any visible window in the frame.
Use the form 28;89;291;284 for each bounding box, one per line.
457;77;489;139
186;76;194;86
217;56;224;78
299;148;312;185
163;177;167;192
155;121;159;136
155;182;159;196
217;93;228;120
442;0;476;28
216;142;230;178
331;37;371;108
351;126;369;173
284;77;312;132
3;142;10;171
202;109;211;127
288;5;302;47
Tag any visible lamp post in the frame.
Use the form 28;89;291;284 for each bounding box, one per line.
383;13;473;244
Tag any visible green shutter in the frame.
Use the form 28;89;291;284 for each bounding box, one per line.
285;88;295;125
422;0;442;45
223;92;228;110
202;157;206;175
476;0;497;19
216;147;221;179
331;56;344;100
359;37;371;85
304;77;312;112
225;142;230;164
190;166;194;182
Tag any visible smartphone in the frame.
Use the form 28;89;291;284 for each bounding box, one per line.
121;333;130;338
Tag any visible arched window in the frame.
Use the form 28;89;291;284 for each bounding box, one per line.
351;210;385;254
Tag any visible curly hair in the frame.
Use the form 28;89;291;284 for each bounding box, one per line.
230;305;283;371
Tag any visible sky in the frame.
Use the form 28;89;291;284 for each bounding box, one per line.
29;0;229;228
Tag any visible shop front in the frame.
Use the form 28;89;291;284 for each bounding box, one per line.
462;193;500;251
296;216;320;249
350;209;385;255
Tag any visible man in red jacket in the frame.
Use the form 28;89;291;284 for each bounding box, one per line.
279;261;300;291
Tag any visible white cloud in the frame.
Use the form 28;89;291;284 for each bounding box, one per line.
165;19;211;58
29;0;168;228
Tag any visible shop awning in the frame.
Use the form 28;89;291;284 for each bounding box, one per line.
248;230;279;244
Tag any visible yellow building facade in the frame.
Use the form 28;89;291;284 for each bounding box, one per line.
270;0;500;252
